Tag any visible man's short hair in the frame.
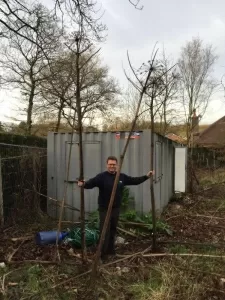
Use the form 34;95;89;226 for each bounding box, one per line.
107;156;118;163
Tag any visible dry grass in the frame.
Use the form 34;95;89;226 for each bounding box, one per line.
197;168;225;186
129;255;224;300
1;167;225;300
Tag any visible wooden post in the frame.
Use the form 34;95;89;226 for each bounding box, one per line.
33;154;38;211
0;157;4;226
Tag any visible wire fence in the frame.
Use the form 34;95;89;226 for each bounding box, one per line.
0;143;47;226
191;148;225;169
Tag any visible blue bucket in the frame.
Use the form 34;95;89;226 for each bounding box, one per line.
35;231;68;245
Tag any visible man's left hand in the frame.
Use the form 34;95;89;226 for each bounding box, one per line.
147;170;154;177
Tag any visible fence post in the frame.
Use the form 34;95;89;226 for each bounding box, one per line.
0;156;4;226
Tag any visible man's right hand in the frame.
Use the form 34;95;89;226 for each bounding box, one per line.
78;180;85;187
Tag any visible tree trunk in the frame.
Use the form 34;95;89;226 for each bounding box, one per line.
75;40;86;261
55;101;63;132
159;114;163;135
27;84;35;135
163;101;167;135
150;95;157;251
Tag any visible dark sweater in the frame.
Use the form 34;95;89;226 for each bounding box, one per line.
83;171;149;209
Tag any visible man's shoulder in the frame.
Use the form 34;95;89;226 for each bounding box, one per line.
120;173;128;178
96;171;106;177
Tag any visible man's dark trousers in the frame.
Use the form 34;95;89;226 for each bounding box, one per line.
99;207;120;258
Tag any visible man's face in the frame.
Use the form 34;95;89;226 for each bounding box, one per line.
107;159;117;174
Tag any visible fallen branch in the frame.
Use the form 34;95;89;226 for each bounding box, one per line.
165;214;184;221
165;214;225;221
120;221;149;227
117;227;138;237
1;267;25;295
143;253;225;259
7;240;26;262
8;260;59;265
195;214;225;220
61;221;81;224
158;240;225;248
11;236;33;242
103;246;151;266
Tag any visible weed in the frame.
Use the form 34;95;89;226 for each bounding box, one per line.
120;210;173;236
121;186;135;210
169;244;189;254
129;260;208;300
26;265;41;293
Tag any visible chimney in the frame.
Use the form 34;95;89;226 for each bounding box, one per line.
191;109;200;146
192;109;199;134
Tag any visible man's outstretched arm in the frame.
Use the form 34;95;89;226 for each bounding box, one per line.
123;170;154;186
78;174;102;189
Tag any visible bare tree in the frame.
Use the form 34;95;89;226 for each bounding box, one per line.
59;37;119;127
38;43;118;131
0;0;143;47
178;37;218;146
0;0;106;40
54;0;106;40
0;0;41;44
0;3;61;134
155;51;179;135
122;85;147;121
37;53;74;132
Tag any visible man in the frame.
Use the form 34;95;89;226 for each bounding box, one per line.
78;156;154;259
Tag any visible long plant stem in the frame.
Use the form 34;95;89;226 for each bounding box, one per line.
90;51;157;285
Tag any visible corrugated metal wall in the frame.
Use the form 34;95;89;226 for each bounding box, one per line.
47;130;177;221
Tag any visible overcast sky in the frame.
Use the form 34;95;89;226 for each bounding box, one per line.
1;0;225;125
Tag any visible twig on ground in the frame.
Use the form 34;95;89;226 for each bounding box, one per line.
120;221;149;227
207;202;225;224
117;227;137;237
142;253;225;259
8;260;59;265
195;214;225;220
103;246;151;267
1;267;25;294
165;214;185;221
165;214;225;221
3;226;13;233
158;240;225;248
7;241;26;262
11;236;33;242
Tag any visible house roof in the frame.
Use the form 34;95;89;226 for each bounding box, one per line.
166;133;186;144
196;115;225;148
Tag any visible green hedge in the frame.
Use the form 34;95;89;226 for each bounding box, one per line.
0;133;47;148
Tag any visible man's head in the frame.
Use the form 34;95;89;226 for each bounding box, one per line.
106;156;118;174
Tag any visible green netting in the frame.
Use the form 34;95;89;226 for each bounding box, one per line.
65;225;99;248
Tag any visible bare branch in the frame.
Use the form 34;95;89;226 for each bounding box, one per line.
129;0;143;10
126;51;143;88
